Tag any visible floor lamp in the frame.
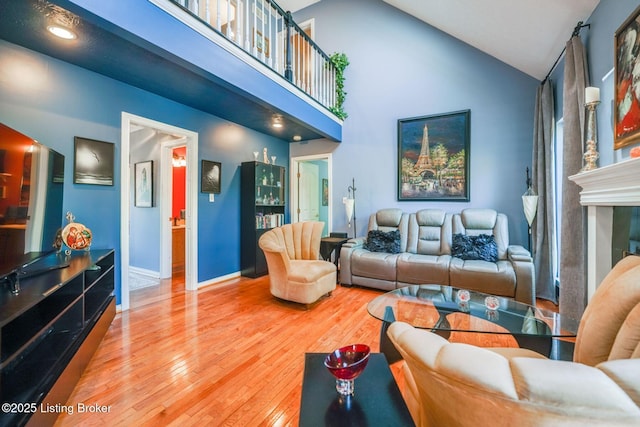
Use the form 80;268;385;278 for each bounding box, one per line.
522;167;538;252
345;178;356;238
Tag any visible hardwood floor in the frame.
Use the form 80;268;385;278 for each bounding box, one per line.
55;276;559;426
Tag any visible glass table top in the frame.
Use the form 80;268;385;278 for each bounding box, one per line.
367;285;579;338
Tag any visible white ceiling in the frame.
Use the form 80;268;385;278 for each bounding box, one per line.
279;0;601;81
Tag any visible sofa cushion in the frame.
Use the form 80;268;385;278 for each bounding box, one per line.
364;229;401;253
397;253;451;285
451;233;498;262
449;258;516;297
351;250;399;281
406;209;452;256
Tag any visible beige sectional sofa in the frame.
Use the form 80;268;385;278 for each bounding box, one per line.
340;208;535;305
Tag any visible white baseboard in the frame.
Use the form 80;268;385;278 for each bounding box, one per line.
116;270;243;312
198;271;242;289
129;266;160;278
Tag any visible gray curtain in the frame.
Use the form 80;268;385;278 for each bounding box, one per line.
532;79;556;302
559;36;589;321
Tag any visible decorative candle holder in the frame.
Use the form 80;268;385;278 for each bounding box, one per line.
582;88;600;172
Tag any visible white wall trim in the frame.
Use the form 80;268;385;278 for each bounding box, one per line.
290;153;333;231
569;157;640;300
129;265;161;278
120;112;199;311
197;271;242;289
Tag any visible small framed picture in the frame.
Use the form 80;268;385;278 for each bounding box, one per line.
134;161;153;207
322;178;328;206
73;137;115;185
201;160;221;194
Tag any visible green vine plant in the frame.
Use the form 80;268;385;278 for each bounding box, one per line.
329;52;349;120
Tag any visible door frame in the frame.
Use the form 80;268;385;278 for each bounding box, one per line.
290;153;332;231
159;139;187;279
120;112;199;311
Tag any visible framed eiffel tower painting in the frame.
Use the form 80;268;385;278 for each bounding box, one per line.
397;110;470;201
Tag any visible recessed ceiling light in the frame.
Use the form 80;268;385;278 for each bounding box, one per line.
293;135;302;141
47;25;77;40
272;115;283;128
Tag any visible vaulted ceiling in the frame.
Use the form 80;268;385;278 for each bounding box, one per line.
279;0;602;80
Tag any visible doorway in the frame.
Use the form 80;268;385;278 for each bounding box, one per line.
120;113;199;312
290;154;332;236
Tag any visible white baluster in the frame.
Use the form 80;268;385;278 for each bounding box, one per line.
323;57;328;106
274;13;280;74
253;0;258;56
213;0;222;31
302;38;307;92
314;50;318;97
228;0;234;40
244;0;250;50
296;33;300;87
259;0;265;61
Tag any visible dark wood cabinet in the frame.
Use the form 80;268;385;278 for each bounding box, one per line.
0;249;115;427
241;161;286;277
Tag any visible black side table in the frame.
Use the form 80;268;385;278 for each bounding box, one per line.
299;353;414;427
320;237;348;265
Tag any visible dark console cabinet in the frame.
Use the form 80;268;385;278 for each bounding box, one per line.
241;161;286;278
0;249;115;427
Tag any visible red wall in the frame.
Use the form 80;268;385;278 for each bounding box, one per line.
0;124;34;216
172;147;186;219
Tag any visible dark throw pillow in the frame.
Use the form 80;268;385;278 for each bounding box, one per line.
451;233;498;262
364;229;401;254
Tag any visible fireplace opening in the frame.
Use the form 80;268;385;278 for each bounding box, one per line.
612;206;640;266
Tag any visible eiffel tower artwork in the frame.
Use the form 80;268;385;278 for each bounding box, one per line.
413;124;435;175
398;111;470;201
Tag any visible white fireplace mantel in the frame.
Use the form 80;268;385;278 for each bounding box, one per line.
569;157;640;300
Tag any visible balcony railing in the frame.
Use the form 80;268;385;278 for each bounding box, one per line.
169;0;338;116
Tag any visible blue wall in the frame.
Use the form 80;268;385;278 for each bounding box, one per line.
0;40;289;303
552;0;640;164
291;0;540;246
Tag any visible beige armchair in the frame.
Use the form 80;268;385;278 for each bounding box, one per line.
387;254;640;427
258;221;336;306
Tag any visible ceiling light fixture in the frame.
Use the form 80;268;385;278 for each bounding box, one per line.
47;25;77;40
272;115;283;129
172;155;187;168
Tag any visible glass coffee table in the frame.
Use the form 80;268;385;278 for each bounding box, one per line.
367;285;579;363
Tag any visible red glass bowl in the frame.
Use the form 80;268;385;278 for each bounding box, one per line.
324;344;371;380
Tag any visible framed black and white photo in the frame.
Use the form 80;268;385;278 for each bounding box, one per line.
73;137;115;185
201;160;221;194
134;160;153;207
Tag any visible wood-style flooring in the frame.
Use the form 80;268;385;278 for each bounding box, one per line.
54;275;558;426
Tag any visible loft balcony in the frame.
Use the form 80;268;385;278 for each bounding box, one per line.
0;0;342;142
159;0;339;116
